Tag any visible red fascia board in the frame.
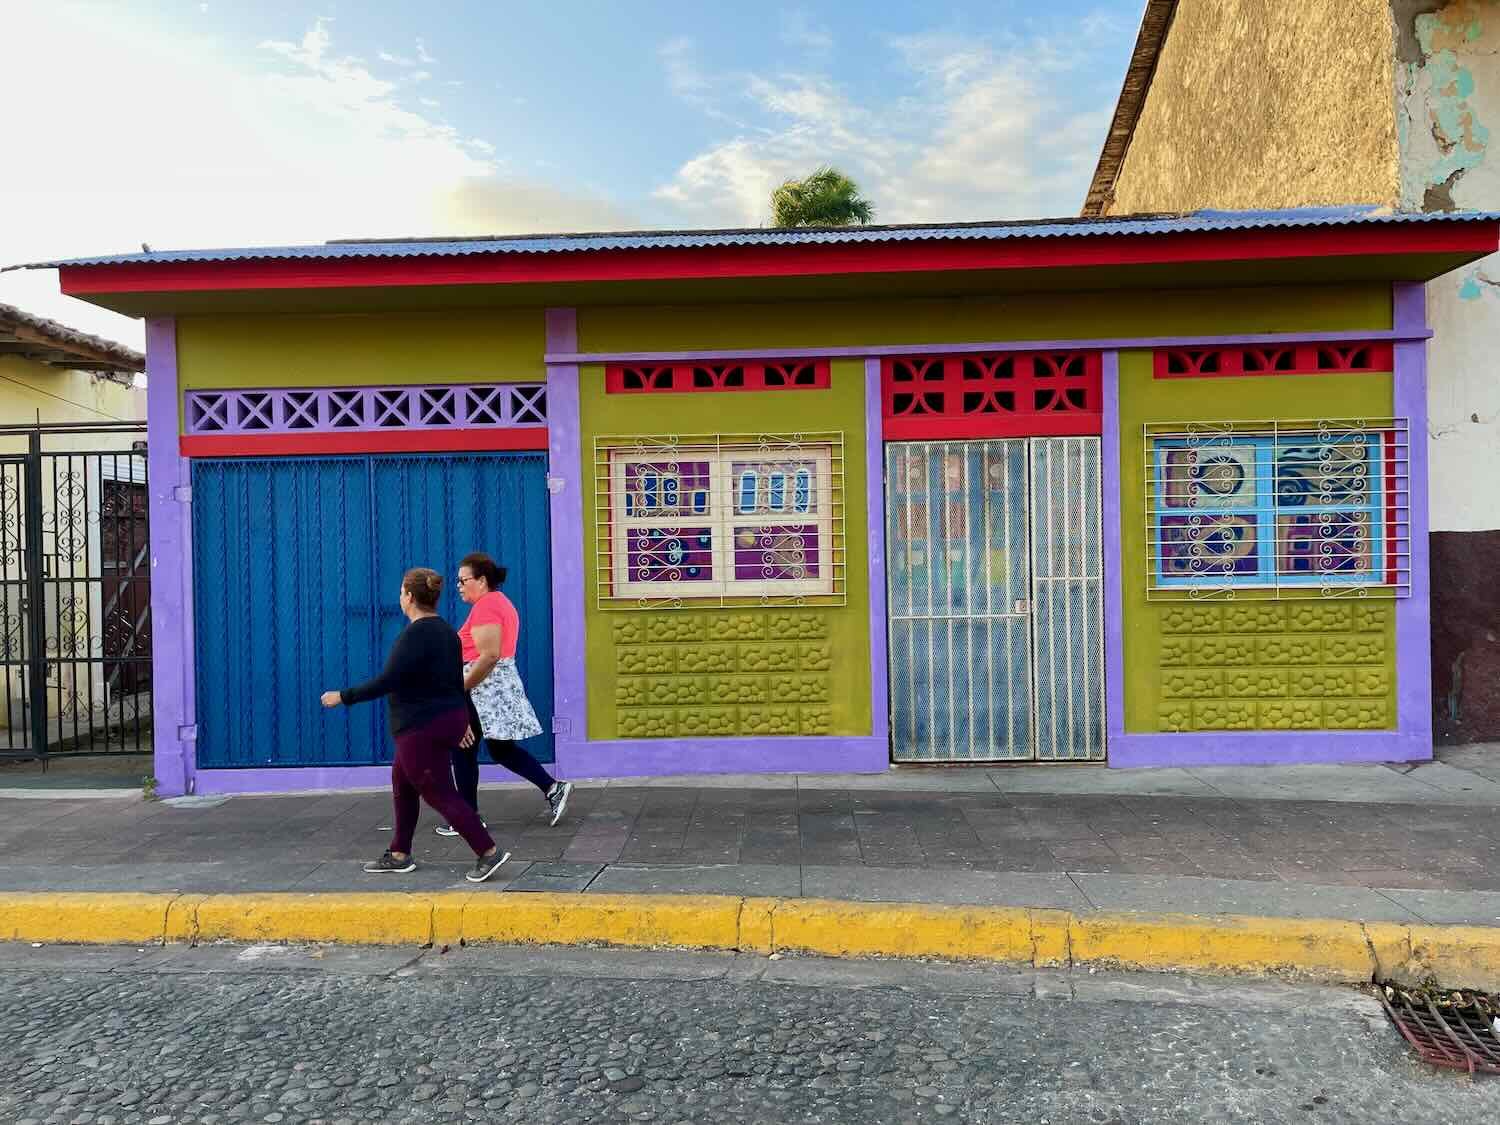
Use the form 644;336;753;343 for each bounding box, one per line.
180;428;548;457
59;225;1500;296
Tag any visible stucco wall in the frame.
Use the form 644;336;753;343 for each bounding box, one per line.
1396;0;1500;739
1105;0;1400;215
0;355;143;426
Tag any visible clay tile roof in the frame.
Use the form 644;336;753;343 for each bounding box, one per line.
0;302;144;377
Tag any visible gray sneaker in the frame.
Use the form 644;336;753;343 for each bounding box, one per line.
546;781;573;826
364;850;416;874
466;850;512;883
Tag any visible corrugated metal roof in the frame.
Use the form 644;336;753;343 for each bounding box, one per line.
20;207;1500;269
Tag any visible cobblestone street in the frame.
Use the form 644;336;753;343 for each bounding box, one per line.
1;943;1496;1124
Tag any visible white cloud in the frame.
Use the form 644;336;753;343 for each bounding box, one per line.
780;11;834;54
654;21;1116;227
0;10;619;347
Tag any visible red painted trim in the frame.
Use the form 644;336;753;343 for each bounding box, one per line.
1154;342;1395;378
881;351;1103;440
179;428;549;457
884;415;1104;440
605;358;831;393
59;225;1500;296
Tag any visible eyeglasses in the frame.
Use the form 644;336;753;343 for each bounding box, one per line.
456;575;474;586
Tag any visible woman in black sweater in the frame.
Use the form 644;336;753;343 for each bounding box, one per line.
320;567;510;882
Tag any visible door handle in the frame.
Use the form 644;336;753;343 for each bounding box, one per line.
1013;599;1029;614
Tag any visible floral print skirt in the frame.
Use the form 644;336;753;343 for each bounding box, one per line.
466;658;543;741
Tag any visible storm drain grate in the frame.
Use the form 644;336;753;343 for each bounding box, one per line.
1379;984;1500;1075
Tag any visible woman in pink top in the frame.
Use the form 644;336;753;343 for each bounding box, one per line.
437;551;572;835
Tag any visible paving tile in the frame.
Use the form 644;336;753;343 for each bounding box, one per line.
1068;873;1422;922
503;862;606;893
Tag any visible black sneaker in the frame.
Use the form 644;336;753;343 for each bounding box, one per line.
466;850;512;883
436;820;486;838
364;850;416;874
546;781;573;826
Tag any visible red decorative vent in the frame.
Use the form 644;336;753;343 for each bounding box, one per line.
881;352;1103;440
606;359;831;394
1154;342;1394;379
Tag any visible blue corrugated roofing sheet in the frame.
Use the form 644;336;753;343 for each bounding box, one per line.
24;206;1500;269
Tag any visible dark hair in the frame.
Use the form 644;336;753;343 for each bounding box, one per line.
401;567;444;610
459;552;507;590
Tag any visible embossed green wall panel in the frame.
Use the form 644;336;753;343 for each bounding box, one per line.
1117;350;1398;733
579;358;870;740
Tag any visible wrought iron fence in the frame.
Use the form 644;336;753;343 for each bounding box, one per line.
0;422;151;759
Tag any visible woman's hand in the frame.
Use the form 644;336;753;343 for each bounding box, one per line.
320;691;342;708
459;725;477;749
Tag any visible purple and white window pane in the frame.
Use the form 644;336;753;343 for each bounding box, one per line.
623;461;712;519
732;524;820;581
626;527;714;583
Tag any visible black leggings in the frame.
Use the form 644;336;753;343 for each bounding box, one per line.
451;738;557;812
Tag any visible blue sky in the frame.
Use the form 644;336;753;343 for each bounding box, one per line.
0;1;1144;344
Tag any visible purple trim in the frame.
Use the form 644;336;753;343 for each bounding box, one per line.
545;309;588;756
146;318;195;797
865;357;890;758
1110;730;1422;769
1393;281;1434;758
546;328;1430;367
557;737;888;779
1101;352;1126;758
193;764;547;795
182;384;547;435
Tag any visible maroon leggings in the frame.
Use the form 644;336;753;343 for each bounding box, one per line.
390;707;495;857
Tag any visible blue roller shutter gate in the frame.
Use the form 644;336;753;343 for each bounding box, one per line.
192;452;554;769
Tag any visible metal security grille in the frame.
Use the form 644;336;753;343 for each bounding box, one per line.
1029;438;1105;760
192;452;554;769
886;438;1103;762
0;423;151;760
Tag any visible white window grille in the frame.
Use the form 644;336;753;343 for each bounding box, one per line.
1144;418;1411;600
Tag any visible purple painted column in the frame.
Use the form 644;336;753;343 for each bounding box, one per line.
1100;352;1126;755
865;358;890;756
1393;282;1434;758
545;308;587;775
145;318;196;796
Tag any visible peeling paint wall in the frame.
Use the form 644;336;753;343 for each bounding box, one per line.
1105;0;1401;215
1397;1;1500;742
1398;0;1500;533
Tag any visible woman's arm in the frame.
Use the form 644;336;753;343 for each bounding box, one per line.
327;629;412;707
463;622;501;692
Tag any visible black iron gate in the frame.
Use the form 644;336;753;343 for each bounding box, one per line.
0;422;151;760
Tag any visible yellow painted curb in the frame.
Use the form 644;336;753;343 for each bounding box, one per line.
0;893;175;945
2;891;1499;989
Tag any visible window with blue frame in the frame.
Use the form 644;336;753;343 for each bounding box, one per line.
1148;425;1401;594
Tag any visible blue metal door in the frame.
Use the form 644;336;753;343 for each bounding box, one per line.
192;453;553;769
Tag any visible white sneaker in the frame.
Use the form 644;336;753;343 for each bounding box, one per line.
436;820;485;838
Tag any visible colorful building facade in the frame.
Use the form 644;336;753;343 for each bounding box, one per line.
37;209;1500;794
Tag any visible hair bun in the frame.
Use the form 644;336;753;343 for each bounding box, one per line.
426;574;443;591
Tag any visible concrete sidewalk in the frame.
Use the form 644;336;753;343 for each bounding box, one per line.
2;746;1500;927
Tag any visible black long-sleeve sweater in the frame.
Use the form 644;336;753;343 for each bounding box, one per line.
340;615;467;735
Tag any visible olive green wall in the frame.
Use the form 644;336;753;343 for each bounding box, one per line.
578;359;871;741
579;285;1391;351
175;308;546;404
1117;351;1398;733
